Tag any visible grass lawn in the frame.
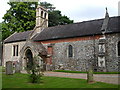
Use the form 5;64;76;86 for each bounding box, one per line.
2;73;119;88
0;66;2;89
54;70;120;74
0;66;2;70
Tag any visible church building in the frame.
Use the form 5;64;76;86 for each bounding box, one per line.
2;4;120;72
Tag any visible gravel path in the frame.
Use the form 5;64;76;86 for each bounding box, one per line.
43;72;120;85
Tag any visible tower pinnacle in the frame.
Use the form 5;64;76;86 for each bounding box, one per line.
38;0;41;5
105;7;109;17
101;7;109;33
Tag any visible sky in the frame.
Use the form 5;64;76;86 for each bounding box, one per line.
0;0;119;23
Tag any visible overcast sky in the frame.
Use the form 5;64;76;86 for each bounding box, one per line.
0;0;119;23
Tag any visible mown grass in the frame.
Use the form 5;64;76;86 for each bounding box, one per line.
1;67;5;73
0;66;2;70
2;73;119;88
0;66;2;89
54;70;120;74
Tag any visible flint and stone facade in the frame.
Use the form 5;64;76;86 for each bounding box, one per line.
3;5;120;72
40;33;120;72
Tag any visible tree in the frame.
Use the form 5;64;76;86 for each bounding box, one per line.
41;2;73;27
0;23;2;66
0;23;2;41
2;2;38;40
2;2;74;40
40;2;55;11
2;22;11;40
48;10;73;27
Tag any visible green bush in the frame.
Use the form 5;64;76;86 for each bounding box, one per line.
29;72;42;83
26;55;44;83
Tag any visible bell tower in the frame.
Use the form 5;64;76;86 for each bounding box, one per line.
29;1;48;39
36;1;48;32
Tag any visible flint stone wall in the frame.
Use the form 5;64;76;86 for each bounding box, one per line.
51;39;99;71
46;33;120;72
105;33;120;72
3;33;120;72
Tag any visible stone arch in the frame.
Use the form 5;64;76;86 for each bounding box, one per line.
20;46;34;70
19;41;47;70
25;48;33;70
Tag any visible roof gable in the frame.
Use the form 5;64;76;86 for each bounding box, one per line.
4;30;33;43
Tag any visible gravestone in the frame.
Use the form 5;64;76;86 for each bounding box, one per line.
87;68;94;83
6;61;13;75
15;62;20;73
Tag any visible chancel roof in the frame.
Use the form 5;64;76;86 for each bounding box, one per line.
4;30;33;43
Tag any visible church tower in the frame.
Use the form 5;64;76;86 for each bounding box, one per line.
29;2;48;39
36;2;48;33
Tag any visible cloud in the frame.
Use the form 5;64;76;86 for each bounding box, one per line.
52;0;119;22
0;0;119;22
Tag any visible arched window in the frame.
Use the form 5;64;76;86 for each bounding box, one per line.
44;13;47;19
41;11;43;17
118;41;120;56
68;45;73;57
13;45;18;56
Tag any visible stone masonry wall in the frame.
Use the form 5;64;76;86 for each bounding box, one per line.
50;39;99;71
3;33;119;72
3;41;26;66
105;33;120;72
43;33;120;72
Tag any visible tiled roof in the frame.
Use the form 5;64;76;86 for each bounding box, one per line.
4;30;33;43
33;16;120;41
4;16;120;43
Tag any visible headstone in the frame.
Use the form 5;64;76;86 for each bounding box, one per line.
46;64;50;71
87;68;94;83
6;61;13;75
43;63;46;71
15;62;20;73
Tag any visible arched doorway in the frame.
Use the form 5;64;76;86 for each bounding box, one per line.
25;49;33;70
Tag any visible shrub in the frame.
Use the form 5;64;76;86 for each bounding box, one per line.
26;55;44;83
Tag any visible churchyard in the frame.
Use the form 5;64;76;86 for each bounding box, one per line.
2;73;119;88
1;66;119;88
1;1;120;89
